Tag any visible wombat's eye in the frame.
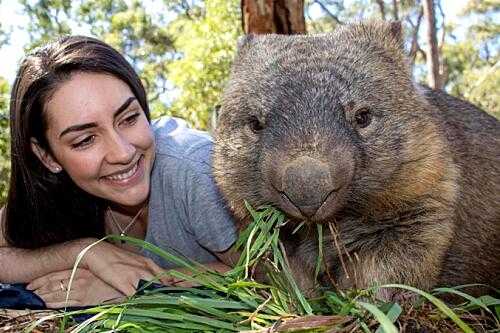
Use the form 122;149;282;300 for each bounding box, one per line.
355;108;372;128
248;116;264;133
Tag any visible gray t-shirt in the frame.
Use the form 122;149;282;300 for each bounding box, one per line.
141;117;237;268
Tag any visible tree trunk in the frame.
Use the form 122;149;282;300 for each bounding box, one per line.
392;0;399;20
241;0;306;34
375;0;386;20
423;0;442;89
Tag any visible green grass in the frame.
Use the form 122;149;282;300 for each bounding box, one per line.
24;205;500;332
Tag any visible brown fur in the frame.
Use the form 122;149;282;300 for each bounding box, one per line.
213;21;500;298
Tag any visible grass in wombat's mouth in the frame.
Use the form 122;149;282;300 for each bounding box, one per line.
22;204;500;332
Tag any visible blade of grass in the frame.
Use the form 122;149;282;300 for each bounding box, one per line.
380;284;474;333
277;241;313;315
314;224;323;282
102;308;242;331
433;287;493;314
357;301;398;333
476;295;500;307
66;307;115;333
112;235;200;272
292;221;305;235
374;303;402;333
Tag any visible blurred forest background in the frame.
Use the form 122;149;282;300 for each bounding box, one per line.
0;0;498;204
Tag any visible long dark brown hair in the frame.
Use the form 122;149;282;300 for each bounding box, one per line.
5;36;151;248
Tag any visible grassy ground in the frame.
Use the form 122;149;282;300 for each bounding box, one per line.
5;206;500;332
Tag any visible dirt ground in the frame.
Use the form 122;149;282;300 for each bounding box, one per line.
0;309;60;332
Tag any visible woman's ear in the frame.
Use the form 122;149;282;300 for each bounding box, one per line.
30;138;62;173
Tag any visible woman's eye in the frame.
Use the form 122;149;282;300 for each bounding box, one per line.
72;135;95;149
355;108;372;128
248;116;264;133
121;112;140;126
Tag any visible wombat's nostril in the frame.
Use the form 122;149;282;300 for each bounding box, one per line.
281;156;336;219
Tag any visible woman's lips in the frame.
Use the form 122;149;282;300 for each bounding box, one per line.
101;155;145;187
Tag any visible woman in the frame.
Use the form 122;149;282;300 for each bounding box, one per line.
0;36;238;308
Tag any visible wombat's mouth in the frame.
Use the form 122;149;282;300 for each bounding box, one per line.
271;183;346;223
263;154;354;224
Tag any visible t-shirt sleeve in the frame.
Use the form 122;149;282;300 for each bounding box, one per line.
182;144;237;253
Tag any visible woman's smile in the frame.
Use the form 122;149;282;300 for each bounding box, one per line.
101;154;145;187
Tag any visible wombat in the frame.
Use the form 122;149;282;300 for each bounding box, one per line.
213;21;500;298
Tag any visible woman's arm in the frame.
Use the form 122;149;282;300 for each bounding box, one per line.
0;235;97;283
0;240;169;296
1;207;80;283
1;211;168;296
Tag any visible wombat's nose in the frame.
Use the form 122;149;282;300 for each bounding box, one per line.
281;156;335;218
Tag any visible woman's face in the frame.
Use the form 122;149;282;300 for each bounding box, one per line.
33;72;155;208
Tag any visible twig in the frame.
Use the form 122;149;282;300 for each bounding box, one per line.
407;6;424;65
437;0;446;54
375;0;386;20
327;221;350;280
312;0;343;24
239;295;273;325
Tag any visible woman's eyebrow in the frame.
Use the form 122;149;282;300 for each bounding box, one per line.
113;96;137;119
58;96;137;138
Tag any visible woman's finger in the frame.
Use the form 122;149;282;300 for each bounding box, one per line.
27;268;89;290
36;276;86;296
159;274;176;286
111;275;137;296
35;289;79;304
27;275;52;290
134;270;157;287
82;242;173;295
45;300;81;309
33;280;68;296
144;258;164;276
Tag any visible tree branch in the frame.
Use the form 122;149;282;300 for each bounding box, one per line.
313;0;343;25
392;0;399;21
375;0;386;20
407;6;424;65
437;0;446;54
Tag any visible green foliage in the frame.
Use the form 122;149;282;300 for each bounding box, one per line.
443;0;499;117
16;0;241;129
0;0;10;48
167;0;241;129
444;41;499;117
0;76;10;205
25;206;500;332
77;0;175;116
305;0;499;117
20;0;72;49
20;0;176;118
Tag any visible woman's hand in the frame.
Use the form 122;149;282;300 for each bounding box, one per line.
26;268;125;308
78;240;170;296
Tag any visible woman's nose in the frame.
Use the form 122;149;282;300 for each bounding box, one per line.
105;132;136;164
